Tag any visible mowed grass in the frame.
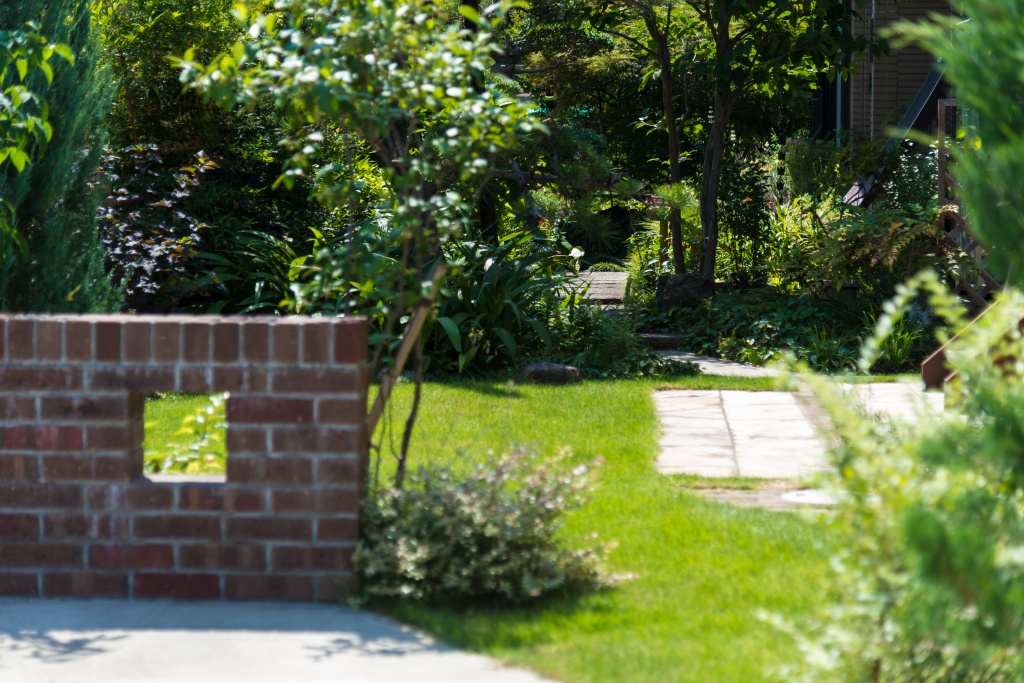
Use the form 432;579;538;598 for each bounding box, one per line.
143;393;227;470
370;376;833;683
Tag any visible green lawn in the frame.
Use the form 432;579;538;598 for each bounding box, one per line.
371;377;832;683
143;375;833;682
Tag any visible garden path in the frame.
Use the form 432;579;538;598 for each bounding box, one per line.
654;383;943;479
0;599;550;683
575;271;628;304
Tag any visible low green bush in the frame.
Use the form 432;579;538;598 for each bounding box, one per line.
355;448;608;604
774;276;1024;682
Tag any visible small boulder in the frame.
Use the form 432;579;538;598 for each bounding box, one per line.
518;361;584;384
656;274;714;313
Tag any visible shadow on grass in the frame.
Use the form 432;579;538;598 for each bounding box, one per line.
368;583;617;651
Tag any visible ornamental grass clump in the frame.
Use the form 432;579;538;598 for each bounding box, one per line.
355;449;607;604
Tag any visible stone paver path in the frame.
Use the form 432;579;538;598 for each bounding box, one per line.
655;383;944;479
655;390;828;478
656;350;778;378
575;271;628;304
0;599;549;683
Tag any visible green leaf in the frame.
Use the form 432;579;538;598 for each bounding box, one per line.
436;316;463;353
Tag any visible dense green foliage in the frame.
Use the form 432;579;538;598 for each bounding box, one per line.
0;0;118;311
778;4;1024;680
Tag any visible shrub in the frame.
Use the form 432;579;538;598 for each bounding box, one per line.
773;276;1024;682
355;448;608;604
96;144;218;311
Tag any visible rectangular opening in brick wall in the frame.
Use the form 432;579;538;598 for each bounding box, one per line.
143;393;228;479
0;313;369;601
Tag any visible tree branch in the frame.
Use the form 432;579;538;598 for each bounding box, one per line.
599;28;657;57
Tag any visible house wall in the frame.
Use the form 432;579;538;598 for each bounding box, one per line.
0;314;368;601
848;0;951;140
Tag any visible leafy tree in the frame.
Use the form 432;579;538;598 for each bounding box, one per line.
0;1;118;312
179;0;542;484
683;0;876;279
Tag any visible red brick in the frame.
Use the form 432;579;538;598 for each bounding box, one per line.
0;513;39;540
302;323;331;365
0;543;82;568
0;367;82;391
95;320;122;362
88;366;175;392
134;573;221;600
65;320;92;361
0;396;35;420
89;544;174;569
36;320;63;361
0;483;82;509
134;515;222;541
317;398;363;424
213;321;240;363
179;544;266;571
7;318;35;361
225;574;313;601
175;484;225;512
4;425;33;449
270;368;360;394
272;323;300;364
226;397;313;424
227;517;312;542
177;485;264;513
124;320;152;362
153;320;181;362
334;318;368;364
241;322;270;362
43;514;129;540
271;427;356;454
227;457;313;485
43;572;129;598
85;425;133;452
40;395;130;421
182;321;212;362
0;573;39;596
318;517;360;542
212;367;267;392
317;458;359;485
272;489;358;515
42;455;132;482
33;426;83;452
315;575;351;602
226;427;267;454
177;367;215;393
87;484;174;511
272;546;353;572
0;455;39;481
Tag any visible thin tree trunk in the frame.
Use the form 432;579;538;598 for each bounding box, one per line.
650;16;685;273
699;94;730;280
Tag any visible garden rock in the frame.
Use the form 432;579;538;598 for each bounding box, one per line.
518;362;583;384
656;274;714;313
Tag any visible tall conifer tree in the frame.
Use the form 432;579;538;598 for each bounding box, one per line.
0;0;118;311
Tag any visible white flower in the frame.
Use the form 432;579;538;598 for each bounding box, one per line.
569;247;584;260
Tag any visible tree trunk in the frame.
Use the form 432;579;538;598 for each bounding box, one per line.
699;93;731;280
479;185;498;241
652;17;685;273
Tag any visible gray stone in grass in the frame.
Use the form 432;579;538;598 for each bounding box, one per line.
518;361;583;384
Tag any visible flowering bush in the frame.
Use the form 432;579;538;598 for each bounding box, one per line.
354;449;608;604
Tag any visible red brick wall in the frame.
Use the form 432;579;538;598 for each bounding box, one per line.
0;314;368;601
